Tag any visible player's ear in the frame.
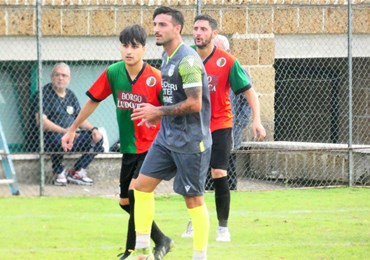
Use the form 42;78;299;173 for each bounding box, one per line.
213;30;218;38
175;24;182;34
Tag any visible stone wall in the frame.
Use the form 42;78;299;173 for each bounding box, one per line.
0;1;369;141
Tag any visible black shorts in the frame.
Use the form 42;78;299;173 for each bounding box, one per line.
119;152;147;198
210;128;232;170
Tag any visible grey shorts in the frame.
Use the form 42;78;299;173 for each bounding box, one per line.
140;143;211;196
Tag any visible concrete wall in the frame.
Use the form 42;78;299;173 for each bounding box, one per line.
0;153;122;185
2;142;369;188
236;142;370;185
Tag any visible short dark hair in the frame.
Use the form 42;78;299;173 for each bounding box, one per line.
153;6;184;33
194;14;218;31
119;24;147;46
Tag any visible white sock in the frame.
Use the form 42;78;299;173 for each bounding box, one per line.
135;234;150;249
193;249;207;260
218;226;228;231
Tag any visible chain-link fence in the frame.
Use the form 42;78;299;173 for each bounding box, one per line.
0;3;369;196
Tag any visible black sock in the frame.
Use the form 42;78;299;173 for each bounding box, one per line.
125;190;136;252
151;221;166;245
119;203;130;214
214;176;230;227
128;190;166;248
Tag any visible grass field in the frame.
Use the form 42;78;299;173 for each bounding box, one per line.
0;188;369;259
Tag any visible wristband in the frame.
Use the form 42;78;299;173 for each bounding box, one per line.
90;126;98;133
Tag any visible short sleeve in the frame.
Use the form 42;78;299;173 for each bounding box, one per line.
230;59;251;95
86;70;112;102
178;55;203;89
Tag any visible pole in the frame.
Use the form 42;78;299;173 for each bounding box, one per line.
36;0;45;195
347;0;353;187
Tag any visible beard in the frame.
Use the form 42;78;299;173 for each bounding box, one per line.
156;38;171;47
195;37;212;49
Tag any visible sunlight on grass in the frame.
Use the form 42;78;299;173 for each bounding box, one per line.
0;188;369;259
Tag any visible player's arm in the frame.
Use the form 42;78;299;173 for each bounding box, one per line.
61;99;101;151
62;71;111;151
243;88;266;140
160;86;202;116
67;99;100;133
131;56;203;123
131;91;202;125
78;118;96;132
230;60;266;141
70;94;96;132
171;55;203;114
136;84;201;120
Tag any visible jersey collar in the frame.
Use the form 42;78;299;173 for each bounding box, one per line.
166;42;184;62
125;62;147;85
203;46;217;65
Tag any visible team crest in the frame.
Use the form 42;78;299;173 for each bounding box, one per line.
216;57;227;67
168;64;175;77
66;106;74;115
146;76;156;87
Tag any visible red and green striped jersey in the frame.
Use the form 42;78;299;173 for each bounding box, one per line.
203;47;251;132
87;61;163;154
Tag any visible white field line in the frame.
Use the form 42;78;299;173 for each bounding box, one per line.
1;242;370;253
231;208;370;216
244;241;370;247
0;245;118;253
0;213;123;219
1;208;369;219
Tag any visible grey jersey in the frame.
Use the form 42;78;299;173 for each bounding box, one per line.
154;43;212;153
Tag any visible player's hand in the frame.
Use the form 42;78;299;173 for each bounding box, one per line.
61;130;76;152
131;103;161;127
136;120;157;129
252;122;266;141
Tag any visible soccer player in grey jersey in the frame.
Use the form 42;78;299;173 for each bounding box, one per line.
129;6;212;260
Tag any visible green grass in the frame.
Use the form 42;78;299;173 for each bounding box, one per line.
0;188;369;259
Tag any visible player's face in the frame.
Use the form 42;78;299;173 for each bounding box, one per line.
120;42;145;66
51;66;70;90
153;14;180;46
193;20;214;49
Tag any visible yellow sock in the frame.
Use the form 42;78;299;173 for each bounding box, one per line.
188;204;209;251
134;189;154;234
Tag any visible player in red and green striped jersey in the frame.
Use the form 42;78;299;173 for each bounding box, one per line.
186;14;266;243
61;24;173;260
